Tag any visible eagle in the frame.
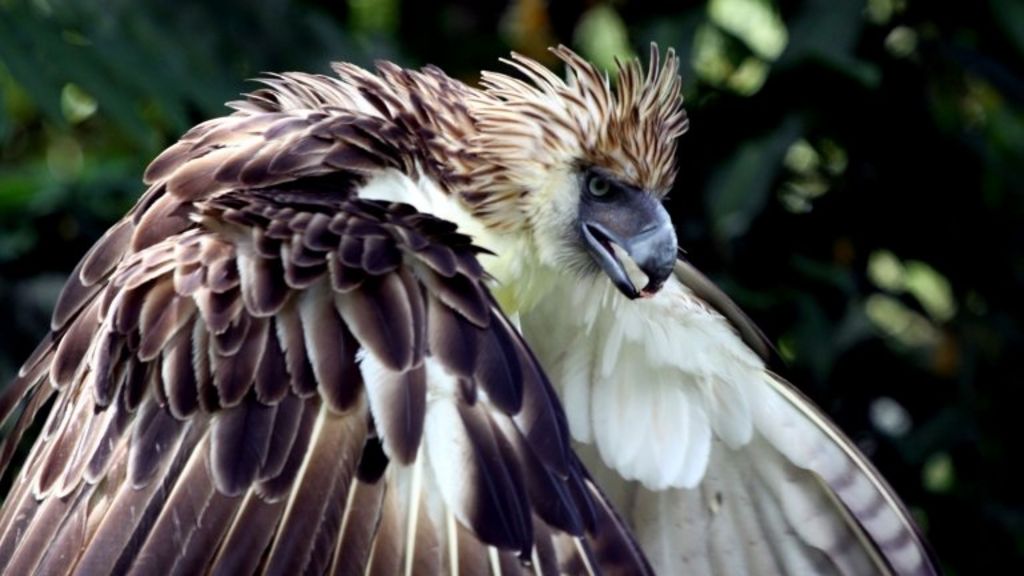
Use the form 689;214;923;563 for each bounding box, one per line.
0;45;938;575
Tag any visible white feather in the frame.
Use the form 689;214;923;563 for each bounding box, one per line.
558;331;595;443
678;392;712;489
520;268;933;575
523;275;758;490
421;362;479;538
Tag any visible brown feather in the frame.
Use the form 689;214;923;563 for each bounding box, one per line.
33;494;89;576
275;301;318;397
264;405;367;576
210;492;286;576
531;517;562;576
364;479;403;576
160;491;239;576
138;284;196;362
0;373;54;481
456;402;533;554
473;309;526;414
54;395;110;497
580;478;654;575
80;218;134;286
244;254;290;316
112;280;152;337
512;341;571;478
493;417;584;538
453;520;491;576
50;300;101;389
415;243;458;277
83;398;131;483
337;234;365;267
91;327;126;407
0;479;41;564
327;475;387;576
296;283;362;412
213;315;268;407
130;193;193;253
14;331;55;381
210;393;276;496
257;396;319;500
121;356;152;412
50;258;104;332
336;272;417;372
210;302;250;357
258;392;305;480
417;269;490;329
162;326;199;419
365;364;426;465
74;425;199;575
361;235;402;275
128;397;187;488
254;317;291;403
301;212;338;251
128;437;241;576
3;485;81;575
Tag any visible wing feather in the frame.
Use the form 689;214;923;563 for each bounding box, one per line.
210;392;277;496
264;401;367;576
1;181;651;575
210;491;287;576
523;265;939;575
127;431;225;576
327;473;387;576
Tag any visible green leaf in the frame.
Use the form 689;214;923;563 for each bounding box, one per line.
575;4;635;70
0;11;67;126
634;8;706;101
708;0;788;61
706;115;803;243
777;0;880;87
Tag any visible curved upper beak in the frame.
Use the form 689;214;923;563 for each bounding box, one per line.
579;186;677;299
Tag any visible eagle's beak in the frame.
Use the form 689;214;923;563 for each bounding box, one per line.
580;187;677;299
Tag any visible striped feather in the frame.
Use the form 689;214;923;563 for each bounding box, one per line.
328;474;387;575
264;403;367;576
210;491;286;575
522;261;939;575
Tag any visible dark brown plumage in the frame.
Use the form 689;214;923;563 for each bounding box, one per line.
0;49;653;575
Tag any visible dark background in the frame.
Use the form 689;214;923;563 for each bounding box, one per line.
1;0;1021;572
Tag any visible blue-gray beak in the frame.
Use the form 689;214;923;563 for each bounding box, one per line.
579;183;677;299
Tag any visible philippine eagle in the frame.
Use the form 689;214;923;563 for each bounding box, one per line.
0;45;937;575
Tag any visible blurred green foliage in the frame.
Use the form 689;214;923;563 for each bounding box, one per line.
2;0;1022;571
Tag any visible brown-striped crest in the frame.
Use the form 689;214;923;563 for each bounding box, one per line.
464;44;689;220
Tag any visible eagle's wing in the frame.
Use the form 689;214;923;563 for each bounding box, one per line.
520;261;939;576
0;108;649;576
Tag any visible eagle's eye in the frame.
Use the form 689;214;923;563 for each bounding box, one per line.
587;173;612;198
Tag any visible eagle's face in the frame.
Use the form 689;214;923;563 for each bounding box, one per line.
573;167;677;298
466;46;687;301
524;161;677;299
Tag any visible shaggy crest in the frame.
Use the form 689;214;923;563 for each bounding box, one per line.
193;46;686;230
467;44;689;208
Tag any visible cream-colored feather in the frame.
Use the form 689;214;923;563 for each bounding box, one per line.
520;270;937;575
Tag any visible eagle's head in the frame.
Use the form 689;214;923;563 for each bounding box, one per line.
464;45;689;299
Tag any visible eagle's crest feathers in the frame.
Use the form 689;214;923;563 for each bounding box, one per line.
470;44;689;202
